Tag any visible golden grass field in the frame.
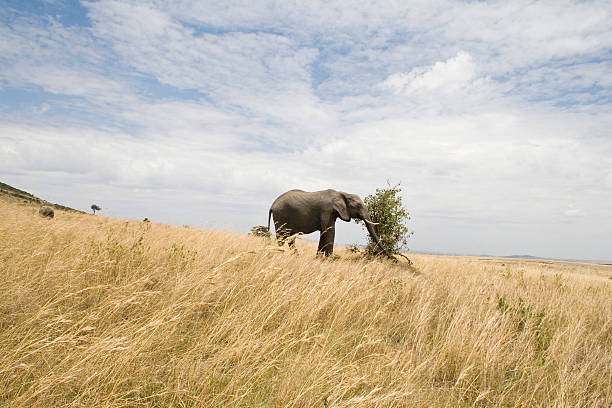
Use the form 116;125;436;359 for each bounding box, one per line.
1;197;611;407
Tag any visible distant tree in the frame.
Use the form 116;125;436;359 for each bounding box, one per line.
91;204;101;215
249;225;270;238
357;181;413;256
142;217;150;222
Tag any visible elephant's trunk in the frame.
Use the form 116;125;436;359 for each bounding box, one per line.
364;218;399;262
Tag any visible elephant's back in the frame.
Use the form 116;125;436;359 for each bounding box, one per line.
271;188;335;203
270;190;322;234
270;190;305;208
270;189;335;211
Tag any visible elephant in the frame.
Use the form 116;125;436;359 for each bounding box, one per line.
268;189;403;261
39;205;55;218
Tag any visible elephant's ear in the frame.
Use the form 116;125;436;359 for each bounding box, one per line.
333;194;350;221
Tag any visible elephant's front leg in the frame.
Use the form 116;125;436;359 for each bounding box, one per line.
317;226;335;256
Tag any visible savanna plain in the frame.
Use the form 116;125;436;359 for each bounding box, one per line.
1;198;611;407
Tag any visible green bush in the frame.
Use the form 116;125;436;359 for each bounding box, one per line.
358;181;412;256
249;225;270;238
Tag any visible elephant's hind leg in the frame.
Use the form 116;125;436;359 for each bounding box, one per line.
275;223;299;253
287;235;298;253
274;222;290;246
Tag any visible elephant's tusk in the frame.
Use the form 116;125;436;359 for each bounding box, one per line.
364;219;380;226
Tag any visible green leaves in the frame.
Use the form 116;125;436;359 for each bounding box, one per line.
359;181;412;255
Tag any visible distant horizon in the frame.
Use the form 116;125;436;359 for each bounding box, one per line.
4;176;612;265
3;177;612;265
1;1;611;261
409;249;612;266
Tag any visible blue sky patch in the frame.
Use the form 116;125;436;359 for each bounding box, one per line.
0;0;91;27
1;0;611;260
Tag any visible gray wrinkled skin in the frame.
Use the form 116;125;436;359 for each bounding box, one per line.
39;205;55;218
268;189;397;260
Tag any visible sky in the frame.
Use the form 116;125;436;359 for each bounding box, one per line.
1;0;611;261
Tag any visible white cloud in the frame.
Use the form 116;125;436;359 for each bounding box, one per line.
382;52;478;94
564;205;585;218
86;1;318;94
1;1;612;260
83;0;336;148
0;16;133;108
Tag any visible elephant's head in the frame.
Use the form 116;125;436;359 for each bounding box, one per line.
333;192;399;261
332;192;369;223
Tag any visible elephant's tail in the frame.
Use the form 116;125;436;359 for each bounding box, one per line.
267;209;272;232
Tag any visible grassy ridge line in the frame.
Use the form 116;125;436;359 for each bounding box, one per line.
0;200;611;407
0;181;85;213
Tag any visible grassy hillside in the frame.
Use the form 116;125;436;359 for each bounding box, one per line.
0;181;84;213
1;198;611;407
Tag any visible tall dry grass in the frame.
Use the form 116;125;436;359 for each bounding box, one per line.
1;198;611;407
